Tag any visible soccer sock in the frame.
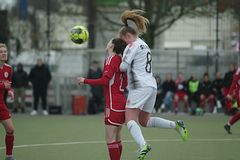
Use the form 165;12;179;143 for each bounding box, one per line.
127;120;146;149
146;117;176;129
107;142;120;160
5;132;14;156
229;112;240;126
117;141;122;156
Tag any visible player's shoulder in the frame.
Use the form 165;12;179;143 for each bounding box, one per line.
3;63;12;69
128;38;147;49
105;55;121;65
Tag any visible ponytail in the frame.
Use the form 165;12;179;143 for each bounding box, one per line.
119;9;149;36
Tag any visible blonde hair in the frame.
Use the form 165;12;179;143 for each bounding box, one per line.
119;9;149;36
0;43;7;48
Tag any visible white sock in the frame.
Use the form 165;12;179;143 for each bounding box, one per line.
127;120;146;148
146;117;176;129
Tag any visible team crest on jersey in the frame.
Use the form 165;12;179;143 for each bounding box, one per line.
4;72;8;78
127;99;131;105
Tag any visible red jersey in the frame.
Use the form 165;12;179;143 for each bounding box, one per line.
0;63;12;120
228;73;240;106
84;55;127;112
0;63;12;99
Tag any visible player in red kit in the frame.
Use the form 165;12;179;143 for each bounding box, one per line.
0;43;16;160
76;38;127;160
224;67;240;134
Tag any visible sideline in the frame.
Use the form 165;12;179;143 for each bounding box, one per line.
1;138;240;150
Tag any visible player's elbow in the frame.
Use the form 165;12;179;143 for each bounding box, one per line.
120;62;128;72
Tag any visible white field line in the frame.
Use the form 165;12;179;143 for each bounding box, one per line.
0;138;240;150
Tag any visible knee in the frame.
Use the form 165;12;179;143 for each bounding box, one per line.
105;134;115;144
174;95;178;101
210;95;215;100
105;137;115;144
6;127;14;135
139;118;148;127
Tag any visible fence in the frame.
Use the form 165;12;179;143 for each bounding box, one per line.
16;49;240;114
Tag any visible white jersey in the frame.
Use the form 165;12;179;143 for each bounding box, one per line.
122;38;157;89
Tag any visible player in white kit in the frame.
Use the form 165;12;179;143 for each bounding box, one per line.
119;10;189;160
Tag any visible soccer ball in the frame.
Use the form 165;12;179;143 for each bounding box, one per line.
70;25;89;44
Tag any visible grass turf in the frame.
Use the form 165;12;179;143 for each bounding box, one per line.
0;114;239;160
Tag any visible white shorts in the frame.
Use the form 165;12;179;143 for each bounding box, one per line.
126;87;157;113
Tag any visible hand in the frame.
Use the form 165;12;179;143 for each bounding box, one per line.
3;81;11;89
8;90;14;100
226;94;232;100
76;77;85;85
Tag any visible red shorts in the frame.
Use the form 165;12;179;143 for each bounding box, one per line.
176;91;187;100
0;103;11;121
104;108;125;126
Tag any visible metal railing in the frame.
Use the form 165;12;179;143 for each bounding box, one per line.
18;49;240;114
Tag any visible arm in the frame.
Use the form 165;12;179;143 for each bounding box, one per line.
77;56;118;87
84;76;110;86
228;67;240;95
8;67;14;99
228;74;238;95
120;61;129;72
76;74;110;87
46;66;52;84
120;44;137;72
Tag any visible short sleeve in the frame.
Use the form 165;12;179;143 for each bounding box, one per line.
122;44;138;65
103;56;120;79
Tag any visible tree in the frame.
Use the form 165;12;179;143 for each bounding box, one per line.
97;0;216;48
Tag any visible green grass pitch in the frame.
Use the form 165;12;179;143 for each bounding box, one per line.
0;114;240;160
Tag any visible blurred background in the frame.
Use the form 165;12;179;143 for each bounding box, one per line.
0;0;240;114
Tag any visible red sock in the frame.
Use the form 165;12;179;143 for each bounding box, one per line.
229;112;240;126
117;141;122;156
107;142;120;160
5;132;14;156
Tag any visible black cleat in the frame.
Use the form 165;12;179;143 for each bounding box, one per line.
224;124;232;134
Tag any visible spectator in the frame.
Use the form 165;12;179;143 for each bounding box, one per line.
154;75;163;113
223;63;236;114
174;72;189;114
160;73;176;112
12;63;28;113
187;73;200;114
87;60;103;114
29;58;51;115
199;73;215;113
212;72;224;111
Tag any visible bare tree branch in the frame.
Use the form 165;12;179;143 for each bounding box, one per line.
96;8;122;27
127;0;139;9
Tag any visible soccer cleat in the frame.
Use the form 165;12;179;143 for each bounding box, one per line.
175;120;188;141
5;156;16;160
224;124;232;134
137;144;152;160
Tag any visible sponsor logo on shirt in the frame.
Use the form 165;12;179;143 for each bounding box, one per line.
4;72;8;78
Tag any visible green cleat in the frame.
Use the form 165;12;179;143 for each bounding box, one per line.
137;144;152;160
175;120;188;141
